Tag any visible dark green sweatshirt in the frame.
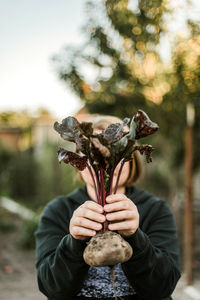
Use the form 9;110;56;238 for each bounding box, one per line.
35;185;181;300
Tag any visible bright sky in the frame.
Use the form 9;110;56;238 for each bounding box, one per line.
1;1;200;119
0;0;86;118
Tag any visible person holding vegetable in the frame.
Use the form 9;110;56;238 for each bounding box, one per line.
35;112;181;300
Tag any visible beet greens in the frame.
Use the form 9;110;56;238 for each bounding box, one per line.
54;110;158;231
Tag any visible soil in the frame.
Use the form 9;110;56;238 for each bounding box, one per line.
0;209;45;300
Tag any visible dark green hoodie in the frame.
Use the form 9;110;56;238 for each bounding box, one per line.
35;185;181;300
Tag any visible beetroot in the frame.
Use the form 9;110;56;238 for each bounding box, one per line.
54;110;158;297
83;231;133;266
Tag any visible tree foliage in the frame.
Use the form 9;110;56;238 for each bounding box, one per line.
53;0;168;115
53;0;200;171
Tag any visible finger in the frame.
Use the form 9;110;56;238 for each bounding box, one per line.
106;194;127;203
83;200;104;213
106;210;135;221
77;207;106;223
104;200;132;213
72;226;96;237
108;220;136;231
74;217;102;231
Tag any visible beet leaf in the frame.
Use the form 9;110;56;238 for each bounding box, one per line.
54;110;158;232
57;148;88;171
100;117;129;144
134;109;158;139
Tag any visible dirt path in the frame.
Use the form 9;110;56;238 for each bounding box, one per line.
0;209;45;300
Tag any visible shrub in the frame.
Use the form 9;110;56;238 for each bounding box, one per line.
19;217;39;250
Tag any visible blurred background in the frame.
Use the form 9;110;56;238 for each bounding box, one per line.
0;0;200;299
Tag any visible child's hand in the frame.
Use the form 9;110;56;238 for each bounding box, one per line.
69;201;106;240
104;194;139;237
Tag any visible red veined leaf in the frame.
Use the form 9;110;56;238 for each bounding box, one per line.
57;148;88;171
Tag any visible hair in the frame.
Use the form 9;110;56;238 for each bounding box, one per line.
77;114;142;186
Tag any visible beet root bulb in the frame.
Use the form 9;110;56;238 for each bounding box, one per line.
83;231;133;266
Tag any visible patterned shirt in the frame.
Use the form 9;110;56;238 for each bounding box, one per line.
77;263;136;298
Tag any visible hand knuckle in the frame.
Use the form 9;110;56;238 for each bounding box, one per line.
73;209;78;217
124;223;130;230
78;217;83;226
69;222;73;231
124;202;129;209
80;207;87;217
85;200;92;207
128;211;134;218
72;227;78;235
76;205;84;214
130;220;136;228
129;223;134;230
122;221;127;227
79;203;85;210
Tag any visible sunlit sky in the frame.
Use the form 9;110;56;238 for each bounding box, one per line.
1;0;200;118
0;0;86;118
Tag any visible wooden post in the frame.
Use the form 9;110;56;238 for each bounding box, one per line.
184;103;195;285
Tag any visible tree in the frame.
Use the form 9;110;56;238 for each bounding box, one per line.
161;21;200;169
53;0;169;117
53;0;200;170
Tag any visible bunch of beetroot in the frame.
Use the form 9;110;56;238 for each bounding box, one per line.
54;110;158;268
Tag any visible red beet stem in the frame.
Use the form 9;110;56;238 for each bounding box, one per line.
100;167;106;206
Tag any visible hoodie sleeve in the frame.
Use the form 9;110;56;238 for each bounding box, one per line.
35;198;89;300
122;198;181;300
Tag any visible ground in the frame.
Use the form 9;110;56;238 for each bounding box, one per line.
0;208;200;300
0;208;44;300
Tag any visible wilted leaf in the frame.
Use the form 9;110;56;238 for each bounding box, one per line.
100;117;130;144
54;110;158;200
109;135;129;166
57;148;88;171
134;110;159;139
79;121;93;137
135;144;154;163
54;117;80;142
89;143;108;170
75;136;90;155
54;117;91;154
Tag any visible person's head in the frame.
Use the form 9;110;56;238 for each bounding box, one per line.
77;114;143;188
